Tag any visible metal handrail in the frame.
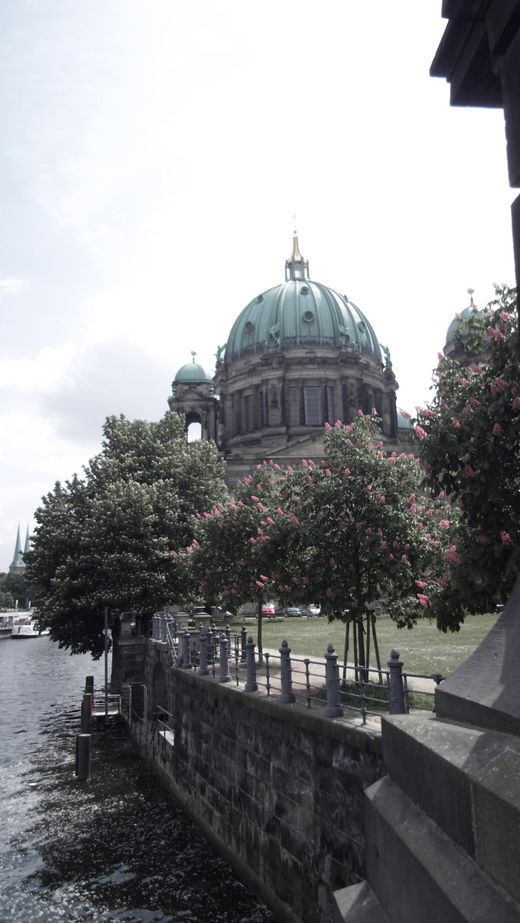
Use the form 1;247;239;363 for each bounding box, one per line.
149;628;443;721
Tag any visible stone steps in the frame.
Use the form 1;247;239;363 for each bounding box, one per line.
382;713;520;905
333;881;389;923
362;775;520;923
335;713;520;922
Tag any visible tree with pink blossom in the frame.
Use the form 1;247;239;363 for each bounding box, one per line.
181;462;286;656
415;285;519;628
261;415;456;672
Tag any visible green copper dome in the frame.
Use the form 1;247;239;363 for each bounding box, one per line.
445;290;484;350
174;357;211;384
223;236;382;364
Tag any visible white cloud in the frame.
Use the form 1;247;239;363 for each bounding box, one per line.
0;343;75;392
0;277;29;298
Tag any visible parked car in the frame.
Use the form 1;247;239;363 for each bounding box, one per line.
261;602;277;618
300;604;321;616
278;606;301;617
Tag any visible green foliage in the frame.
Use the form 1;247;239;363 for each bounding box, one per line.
0;571;31;608
185;416;455;666
26;413;227;657
415;285;519;628
179;463;285;652
271;416;456;629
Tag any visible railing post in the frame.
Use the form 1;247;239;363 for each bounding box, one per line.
198;627;209;675
160;616;167;643
240;625;247;663
180;630;192;669
324;644;344;717
245;635;258;691
279;640;295;704
388;649;406;714
219;634;231;683
205;627;213;665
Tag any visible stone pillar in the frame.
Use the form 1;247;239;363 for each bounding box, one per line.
245;636;258;692
218;635;231;683
279;640;295;704
180;630;191;670
387;649;405;715
324;644;344;718
198;627;209;675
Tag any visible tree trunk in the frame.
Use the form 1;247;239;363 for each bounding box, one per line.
356;616;368;683
342;618;350;683
257;597;263;661
370;613;383;683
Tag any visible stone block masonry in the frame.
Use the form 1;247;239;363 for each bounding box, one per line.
126;643;385;923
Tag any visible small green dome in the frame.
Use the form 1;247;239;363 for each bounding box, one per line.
445;291;485;350
174;359;211;384
445;306;475;345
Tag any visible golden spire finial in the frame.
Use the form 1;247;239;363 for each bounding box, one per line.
291;214;302;260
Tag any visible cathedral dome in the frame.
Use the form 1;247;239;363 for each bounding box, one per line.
173;356;212;384
223;236;382;365
444;289;484;357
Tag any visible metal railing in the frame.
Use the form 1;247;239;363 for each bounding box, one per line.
149;619;444;725
91;691;121;716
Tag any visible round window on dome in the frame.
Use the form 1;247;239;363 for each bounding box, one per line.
244;321;255;334
256;294;264;303
300;285;309;295
303;310;315;324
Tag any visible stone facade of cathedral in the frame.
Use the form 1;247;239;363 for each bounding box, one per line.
169;237;413;485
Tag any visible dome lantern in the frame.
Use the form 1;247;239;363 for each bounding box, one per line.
285;232;310;281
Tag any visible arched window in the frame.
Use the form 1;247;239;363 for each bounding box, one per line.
187;421;202;442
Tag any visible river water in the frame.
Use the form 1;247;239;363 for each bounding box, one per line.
0;636;276;923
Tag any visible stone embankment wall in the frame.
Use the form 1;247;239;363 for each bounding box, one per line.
120;639;385;923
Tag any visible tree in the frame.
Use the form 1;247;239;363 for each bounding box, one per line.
181;462;285;655
414;285;519;629
184;415;456;672
4;571;32;608
263;415;456;671
26;412;227;657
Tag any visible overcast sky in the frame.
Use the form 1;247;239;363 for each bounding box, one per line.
0;1;516;571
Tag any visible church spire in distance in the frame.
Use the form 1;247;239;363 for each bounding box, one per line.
285;226;310;281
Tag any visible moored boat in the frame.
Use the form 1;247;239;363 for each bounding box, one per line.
0;614;14;639
11;612;49;638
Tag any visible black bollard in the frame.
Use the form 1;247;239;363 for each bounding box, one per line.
85;675;94;694
81;692;93;733
75;733;91;780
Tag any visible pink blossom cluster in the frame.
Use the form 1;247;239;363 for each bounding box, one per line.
443;544;462;566
487;326;505;342
490;378;509;396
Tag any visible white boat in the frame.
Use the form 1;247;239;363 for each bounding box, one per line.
11;613;49;639
0;614;14;639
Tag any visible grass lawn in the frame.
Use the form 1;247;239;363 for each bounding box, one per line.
243;612;500;678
